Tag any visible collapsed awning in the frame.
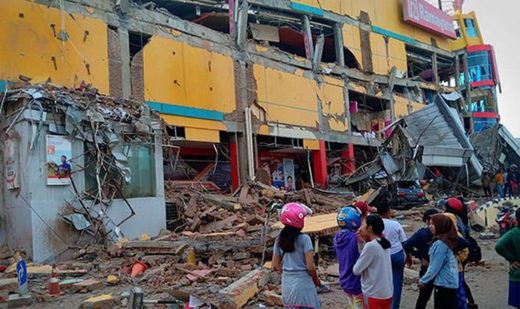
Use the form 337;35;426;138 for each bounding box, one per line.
398;95;483;182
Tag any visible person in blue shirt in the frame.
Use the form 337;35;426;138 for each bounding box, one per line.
334;206;363;309
58;155;72;177
419;214;459;309
403;208;439;309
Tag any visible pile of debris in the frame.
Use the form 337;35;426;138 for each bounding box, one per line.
0;180;355;308
164;180;355;236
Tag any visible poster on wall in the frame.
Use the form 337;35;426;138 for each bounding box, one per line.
272;160;285;189
4;138;20;190
283;158;296;191
46;135;72;185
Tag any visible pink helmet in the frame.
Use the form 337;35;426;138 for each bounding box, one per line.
280;202;313;229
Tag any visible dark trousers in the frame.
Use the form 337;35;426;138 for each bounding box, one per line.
415;266;434;309
463;278;475;304
391;250;405;309
434;286;458;309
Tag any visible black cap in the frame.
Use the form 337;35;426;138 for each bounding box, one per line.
422;208;440;223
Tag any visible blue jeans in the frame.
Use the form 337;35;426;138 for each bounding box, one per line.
497;184;505;198
391;250;405;309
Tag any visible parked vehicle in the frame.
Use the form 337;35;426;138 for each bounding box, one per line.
496;205;518;236
369;180;429;210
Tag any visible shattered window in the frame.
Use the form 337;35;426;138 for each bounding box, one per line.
465;18;478;38
84;143;155;199
468;51;492;83
123;144;156;198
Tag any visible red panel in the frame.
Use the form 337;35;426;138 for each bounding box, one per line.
230;142;240;192
312;140;328;189
471;80;495;88
489;45;501;86
472;112;498;119
179;147;215;156
402;0;457;38
340;144;356;175
466;44;492;53
467;44;500;86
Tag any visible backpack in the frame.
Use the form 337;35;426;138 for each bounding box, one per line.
467;236;482;263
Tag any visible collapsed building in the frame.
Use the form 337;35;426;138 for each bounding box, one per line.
0;0;512;261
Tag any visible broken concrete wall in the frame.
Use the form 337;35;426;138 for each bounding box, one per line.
0;95;166;263
130;48;145;102
108;27;123;98
0;0;110;93
253;64;320;129
1;124;33;257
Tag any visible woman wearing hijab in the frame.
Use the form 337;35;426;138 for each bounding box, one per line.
419;214;459;309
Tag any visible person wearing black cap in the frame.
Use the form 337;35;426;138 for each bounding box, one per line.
403;208;440;309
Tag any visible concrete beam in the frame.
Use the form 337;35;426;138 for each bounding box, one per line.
432;53;439;92
334;23;345;67
463;53;471;105
386;67;397;121
302;15;314;60
312;34;325;71
118;27;131;99
455;54;460;88
342;76;352;134
236;0;249;47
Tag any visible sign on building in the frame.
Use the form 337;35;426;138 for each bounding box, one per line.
46;135;72;185
403;0;457;39
4;138;20;190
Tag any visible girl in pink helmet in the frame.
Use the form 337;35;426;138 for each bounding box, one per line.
272;202;321;308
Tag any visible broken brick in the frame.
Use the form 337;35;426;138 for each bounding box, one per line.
261;291;283;306
80;294;115;309
72;279;103;292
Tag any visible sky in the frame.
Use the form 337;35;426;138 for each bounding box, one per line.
464;1;520;137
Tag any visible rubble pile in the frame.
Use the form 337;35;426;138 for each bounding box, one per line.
164;180;355;236
0;181;355;308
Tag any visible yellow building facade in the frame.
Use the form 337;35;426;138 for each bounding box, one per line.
0;0;496;190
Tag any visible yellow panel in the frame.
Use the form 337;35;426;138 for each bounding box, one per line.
410;101;426;113
143;36;235;113
320;78;348;132
304;139;320;150
254;64;318;128
185;127;220;143
387;39;407;73
373;55;388;75
394;95;409;119
0;1;109;93
161;115;226;131
258;125;270;135
342;24;362;65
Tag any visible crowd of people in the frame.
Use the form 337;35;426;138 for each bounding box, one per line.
482;164;520;198
272;198;520;309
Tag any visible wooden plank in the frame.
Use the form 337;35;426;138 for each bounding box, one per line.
272;213;339;236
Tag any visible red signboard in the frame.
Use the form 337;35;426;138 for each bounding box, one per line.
403;0;457;39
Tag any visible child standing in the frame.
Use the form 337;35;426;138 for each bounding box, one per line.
272;203;321;309
334;207;363;309
377;204;407;309
353;214;393;309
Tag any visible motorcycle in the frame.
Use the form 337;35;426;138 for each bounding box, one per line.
496;205;518;236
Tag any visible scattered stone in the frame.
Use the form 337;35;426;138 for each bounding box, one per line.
72;279;103;292
219;269;267;309
7;293;33;308
80;294;115;309
261;290;283;306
